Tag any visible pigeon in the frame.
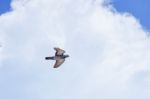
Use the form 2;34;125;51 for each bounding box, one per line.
45;47;69;68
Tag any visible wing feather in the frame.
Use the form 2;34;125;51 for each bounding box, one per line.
54;48;65;56
53;59;65;68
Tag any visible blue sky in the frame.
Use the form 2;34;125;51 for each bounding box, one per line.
0;0;150;99
112;0;150;30
0;0;11;15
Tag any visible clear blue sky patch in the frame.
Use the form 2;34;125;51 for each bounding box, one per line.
0;0;11;15
112;0;150;30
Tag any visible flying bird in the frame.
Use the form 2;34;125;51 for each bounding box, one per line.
45;47;69;68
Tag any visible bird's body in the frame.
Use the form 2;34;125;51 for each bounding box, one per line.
45;47;69;68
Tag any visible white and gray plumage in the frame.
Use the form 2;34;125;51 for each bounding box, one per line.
45;47;69;68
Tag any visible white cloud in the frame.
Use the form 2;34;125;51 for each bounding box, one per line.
0;0;150;99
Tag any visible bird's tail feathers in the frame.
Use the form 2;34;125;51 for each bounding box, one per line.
45;57;54;60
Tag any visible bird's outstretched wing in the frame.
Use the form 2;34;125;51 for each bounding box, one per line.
54;59;65;68
54;47;65;56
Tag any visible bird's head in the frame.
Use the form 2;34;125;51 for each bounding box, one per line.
64;55;69;58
